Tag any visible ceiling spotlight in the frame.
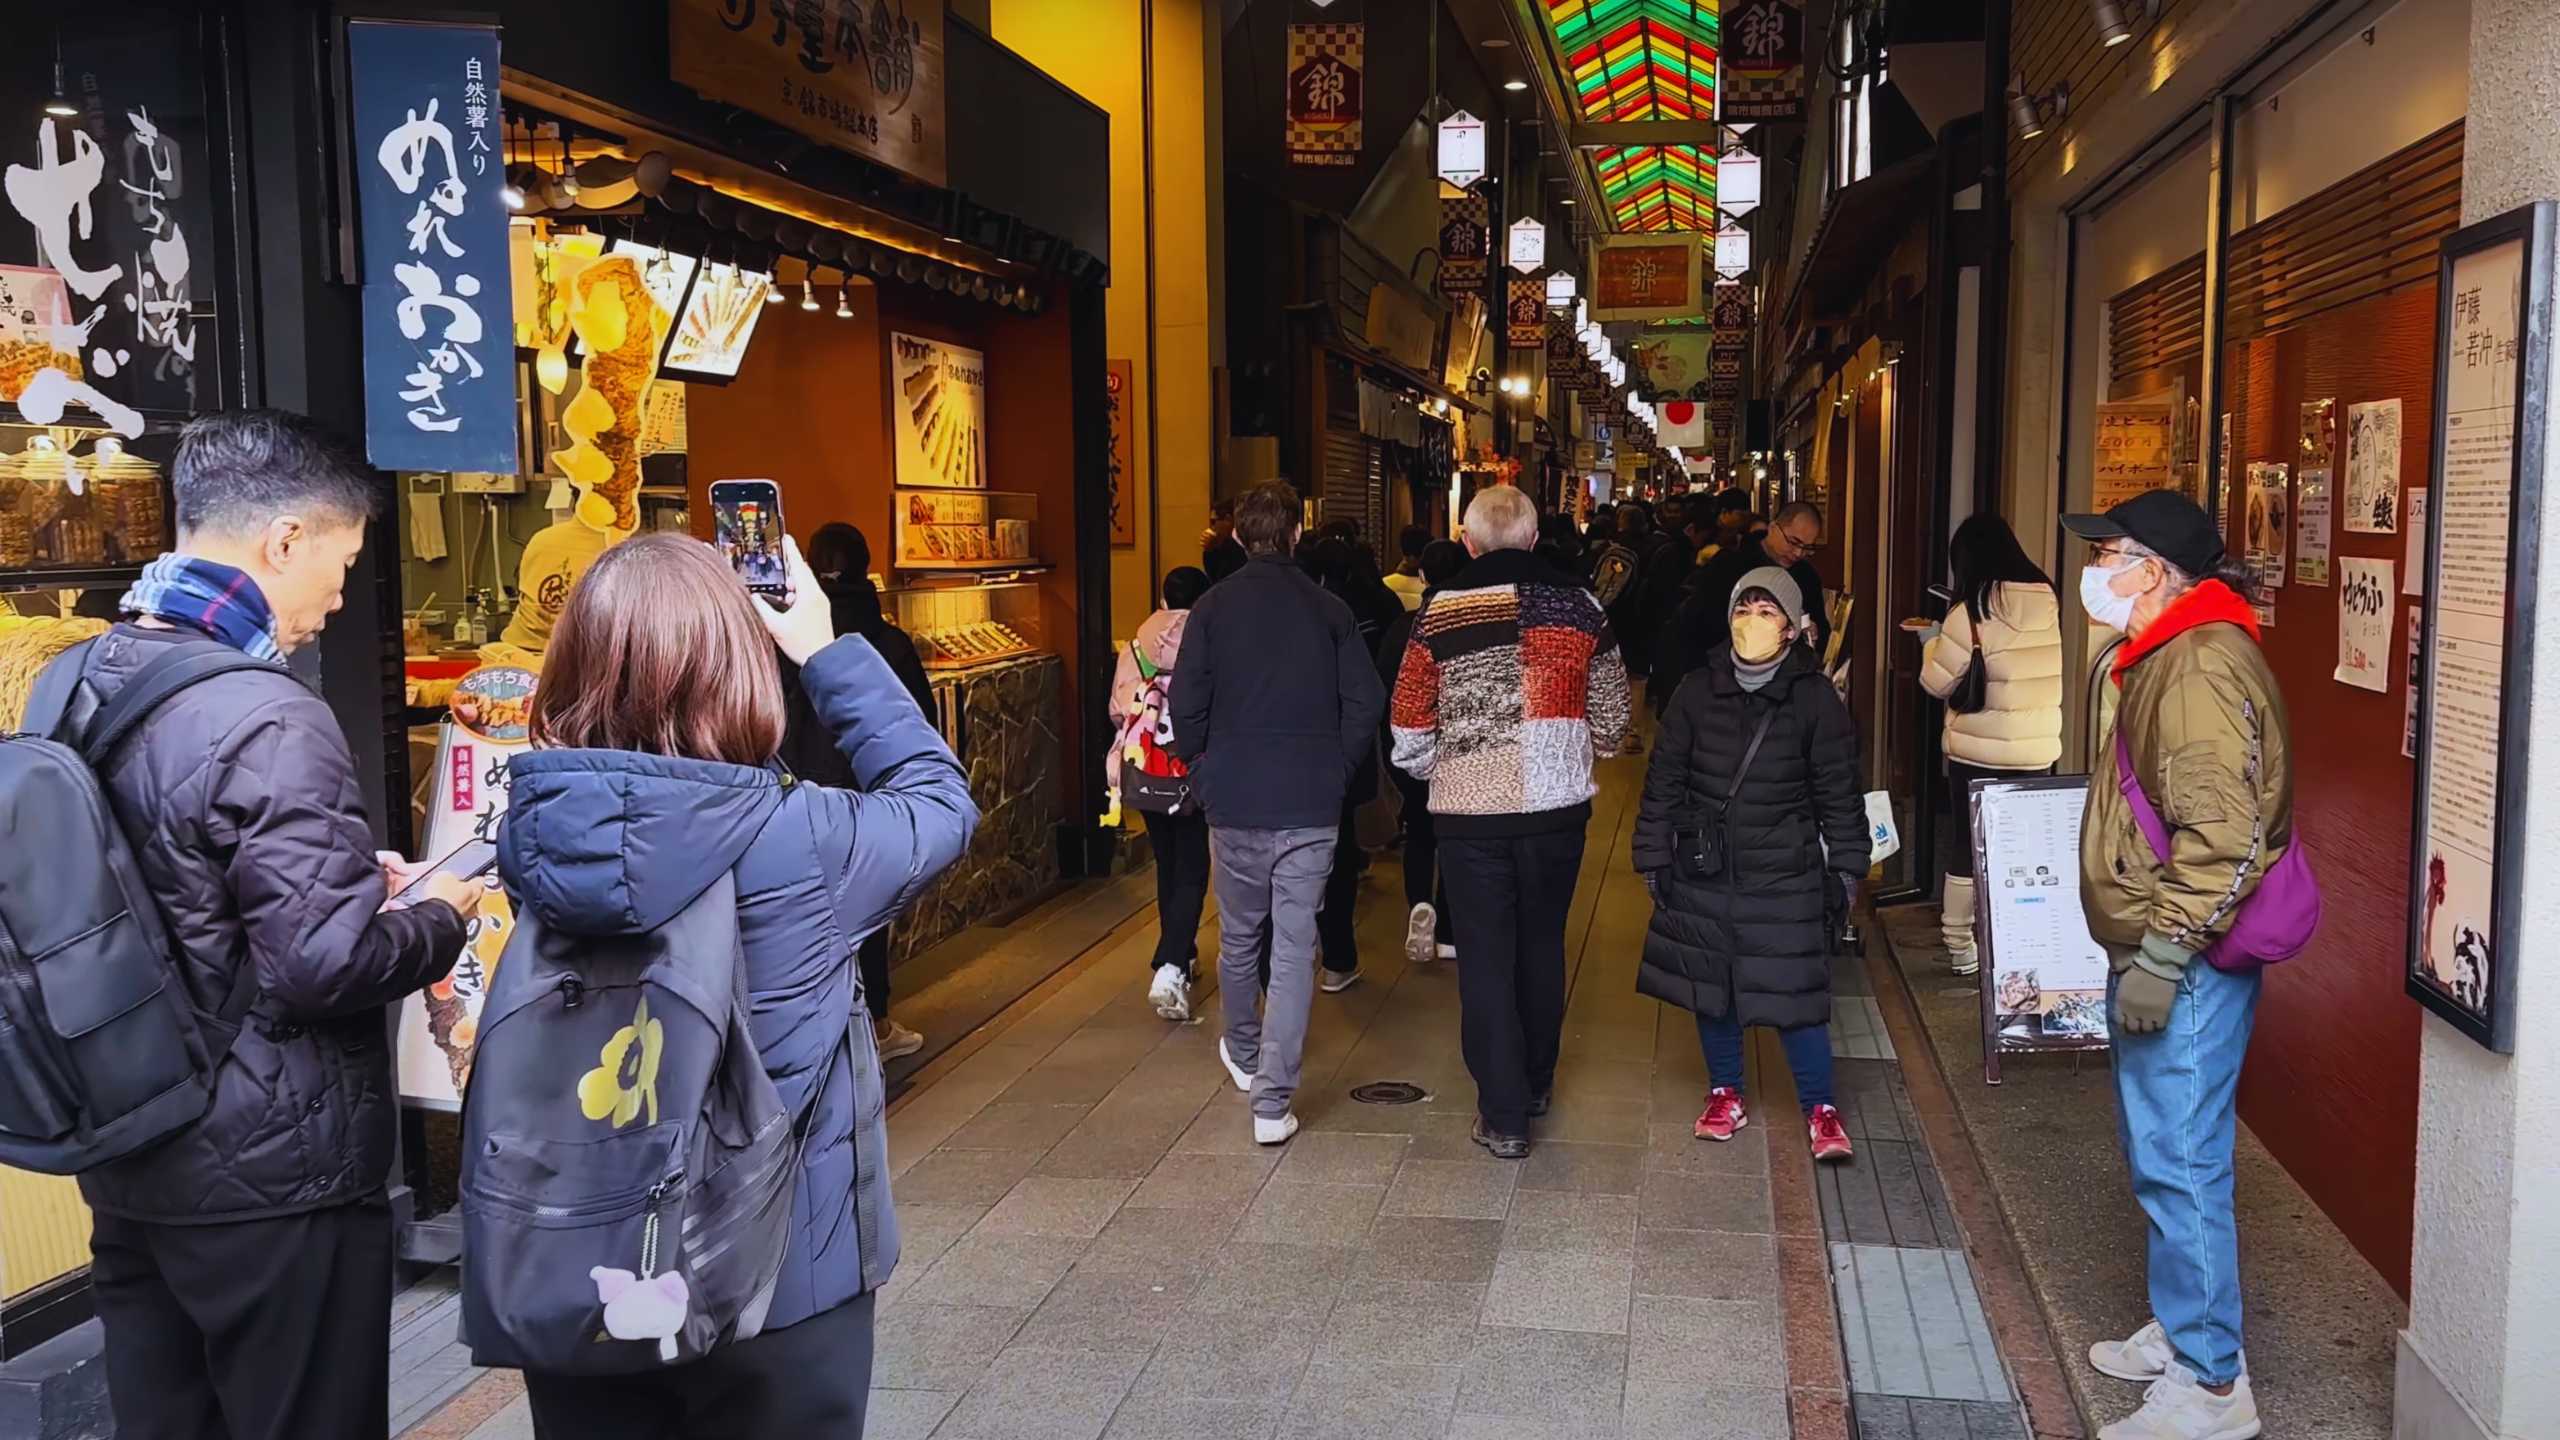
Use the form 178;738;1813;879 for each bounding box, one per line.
2009;82;2067;140
1503;79;1529;92
835;285;854;318
765;274;785;305
44;39;76;119
2092;0;2149;47
799;279;819;312
500;184;526;211
1561;197;1576;206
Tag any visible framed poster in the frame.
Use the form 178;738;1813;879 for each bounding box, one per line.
668;0;946;188
1970;775;2112;1083
1590;235;1704;322
2406;200;2550;1053
891;331;987;488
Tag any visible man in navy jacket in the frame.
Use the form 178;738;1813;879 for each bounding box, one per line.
1170;480;1384;1144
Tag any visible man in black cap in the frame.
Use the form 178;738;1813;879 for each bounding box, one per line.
2059;488;2290;1440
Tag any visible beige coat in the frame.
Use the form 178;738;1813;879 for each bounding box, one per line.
1919;582;2063;770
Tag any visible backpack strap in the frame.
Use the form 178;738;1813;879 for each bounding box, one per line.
16;636;99;739
75;644;285;768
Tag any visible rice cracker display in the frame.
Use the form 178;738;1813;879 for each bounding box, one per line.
557;255;668;533
893;331;988;489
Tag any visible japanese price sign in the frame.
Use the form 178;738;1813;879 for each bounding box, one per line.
669;0;946;188
349;21;520;474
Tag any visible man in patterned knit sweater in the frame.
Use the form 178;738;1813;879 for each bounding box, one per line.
1389;486;1632;1158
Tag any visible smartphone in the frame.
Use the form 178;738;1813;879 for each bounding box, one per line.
708;479;789;598
1926;584;1957;605
392;837;499;907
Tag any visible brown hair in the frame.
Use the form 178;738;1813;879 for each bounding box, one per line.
1233;479;1304;555
530;532;786;765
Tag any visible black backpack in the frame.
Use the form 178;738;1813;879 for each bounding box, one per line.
0;638;277;1174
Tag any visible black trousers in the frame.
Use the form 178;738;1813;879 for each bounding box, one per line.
1389;769;1453;941
1317;799;1362;975
89;1199;393;1440
1142;807;1211;977
1441;826;1588;1134
858;929;893;1015
526;1292;876;1439
1944;760;2052;879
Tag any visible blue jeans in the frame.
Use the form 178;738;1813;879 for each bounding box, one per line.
1695;1012;1834;1111
2109;959;2260;1387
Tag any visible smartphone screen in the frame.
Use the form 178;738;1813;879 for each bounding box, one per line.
392;838;499;907
709;479;789;597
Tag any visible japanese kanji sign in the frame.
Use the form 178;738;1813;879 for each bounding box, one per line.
1440;192;1489;295
1721;0;1806;123
1509;275;1547;346
1286;24;1364;166
670;0;947;188
1590;234;1703;322
349;21;520;474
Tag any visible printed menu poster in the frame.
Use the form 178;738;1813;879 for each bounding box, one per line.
2246;463;2291;591
1975;780;2111;1050
2404;490;2429;594
2346;398;2404;534
2093;397;2177;509
2295;469;2333;586
2335;557;2393;692
2414;235;2522;1032
892;332;989;489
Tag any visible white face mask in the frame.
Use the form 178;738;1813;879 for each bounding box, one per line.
2080;561;2142;631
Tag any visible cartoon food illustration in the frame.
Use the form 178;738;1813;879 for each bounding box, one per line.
421;884;511;1090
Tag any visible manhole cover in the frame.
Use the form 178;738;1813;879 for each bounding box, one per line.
1349;1081;1430;1106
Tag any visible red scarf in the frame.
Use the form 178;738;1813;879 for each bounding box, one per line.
2111;579;2258;685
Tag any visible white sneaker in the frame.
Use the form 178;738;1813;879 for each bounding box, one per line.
1217;1037;1254;1092
874;1019;925;1061
1405;904;1438;965
1148;964;1192;1021
1319;967;1363;994
1436;943;1458;960
1254;1112;1300;1145
2098;1366;2260;1440
2090;1319;2174;1382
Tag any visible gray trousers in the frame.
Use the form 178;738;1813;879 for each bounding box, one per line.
1209;824;1338;1118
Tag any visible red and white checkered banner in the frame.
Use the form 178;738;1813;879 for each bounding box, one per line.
1440;192;1489;294
1287;24;1363;167
1508;275;1546;346
1721;0;1806;123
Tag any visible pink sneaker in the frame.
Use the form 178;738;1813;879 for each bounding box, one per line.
1809;1105;1854;1162
1695;1087;1748;1141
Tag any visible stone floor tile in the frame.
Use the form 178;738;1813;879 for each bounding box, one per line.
1502;1189;1638;1255
1078;1204;1242;1278
1638;1168;1775;1234
1831;1243;2010;1403
1235;1181;1387;1246
1516;1140;1647;1196
1549;1055;1657;1104
1128;1324;1318;1405
994;1060;1145;1108
946;1101;1093;1152
1444;1417;1620;1440
1098;1397;1284;1440
1536;1094;1652;1146
866;1303;1031;1392
1189;1241;1358;1321
890;1201;993;1274
1379;1158;1521;1220
862;1388;961;1440
1632;1226;1781;1301
1277;1361;1461;1440
976;1175;1142;1239
1036;1119;1188;1180
931;1344;1149;1440
892;1148;1045;1206
1481;1247;1635;1333
1273;1130;1412;1186
1453;1325;1629;1423
1125;1149;1281;1211
1627;1294;1786;1387
1360;1215;1507;1283
1172;1093;1267;1154
1646;1120;1772;1177
1011;1265;1196;1350
1315;1275;1487;1366
1621;1380;1791;1440
901;1230;1088;1310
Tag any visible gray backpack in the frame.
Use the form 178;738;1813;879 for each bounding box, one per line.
458;867;817;1373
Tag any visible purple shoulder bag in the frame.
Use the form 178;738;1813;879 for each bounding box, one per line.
2112;728;2321;970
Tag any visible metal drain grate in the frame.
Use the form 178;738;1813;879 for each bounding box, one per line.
1349;1081;1430;1105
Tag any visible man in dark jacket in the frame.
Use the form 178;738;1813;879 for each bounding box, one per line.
1653;500;1830;713
1170;479;1384;1145
58;411;476;1440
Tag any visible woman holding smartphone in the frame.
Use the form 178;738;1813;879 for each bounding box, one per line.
495;532;976;1434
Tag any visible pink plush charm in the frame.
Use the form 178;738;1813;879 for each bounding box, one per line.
590;1266;691;1363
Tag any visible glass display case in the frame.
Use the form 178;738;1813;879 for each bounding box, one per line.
0;425;170;573
884;576;1046;672
894;487;1040;571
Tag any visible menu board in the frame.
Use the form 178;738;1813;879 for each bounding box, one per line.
1969;775;2111;1081
661;264;770;382
892;332;988;488
2409;209;2544;1053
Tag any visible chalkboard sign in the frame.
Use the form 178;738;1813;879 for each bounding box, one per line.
1968;775;2112;1083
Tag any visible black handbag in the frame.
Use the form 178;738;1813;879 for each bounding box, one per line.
1945;607;1991;715
1673;706;1780;880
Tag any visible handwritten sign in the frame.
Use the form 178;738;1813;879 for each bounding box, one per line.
669;0;946;188
349;21;519;473
2092;399;2175;509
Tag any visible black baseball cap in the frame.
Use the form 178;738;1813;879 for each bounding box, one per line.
2060;490;2224;577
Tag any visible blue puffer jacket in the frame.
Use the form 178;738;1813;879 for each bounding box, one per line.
497;636;976;1331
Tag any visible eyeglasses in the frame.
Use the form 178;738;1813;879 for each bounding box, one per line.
1776;529;1824;554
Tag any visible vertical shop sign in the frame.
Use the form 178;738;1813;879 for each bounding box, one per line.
1720;0;1806;123
1508;275;1546;346
1718;146;1762;217
349;21;519;474
1590;234;1703;322
1286;24;1363;167
1545;271;1577;308
1713;222;1753;280
1106;360;1136;547
1439;192;1489;296
2092;397;2176;509
668;0;947;188
1436;109;1485;189
1507;218;1546;274
1632;332;1708;402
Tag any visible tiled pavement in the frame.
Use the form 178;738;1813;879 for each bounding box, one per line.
412;747;2037;1439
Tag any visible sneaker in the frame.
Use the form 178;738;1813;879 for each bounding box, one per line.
1695;1087;1749;1141
1435;943;1459;960
1809;1105;1854;1162
1405;903;1438;965
1528;1088;1553;1118
873;1018;925;1061
2097;1366;2261;1440
2091;1319;2175;1383
1254;1112;1301;1146
1148;963;1192;1022
1948;948;1980;978
1471;1117;1531;1160
1319;967;1363;994
1217;1037;1254;1093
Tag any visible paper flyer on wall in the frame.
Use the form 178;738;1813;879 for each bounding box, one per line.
2345;398;2404;534
2335;557;2393;691
2295;468;2332;586
2404;489;2429;594
2245;462;2290;590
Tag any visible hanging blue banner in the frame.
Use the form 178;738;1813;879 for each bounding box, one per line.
348;20;517;474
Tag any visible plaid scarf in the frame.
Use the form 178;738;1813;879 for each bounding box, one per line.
119;555;286;664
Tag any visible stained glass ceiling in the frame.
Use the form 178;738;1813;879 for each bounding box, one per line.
1538;0;1720;232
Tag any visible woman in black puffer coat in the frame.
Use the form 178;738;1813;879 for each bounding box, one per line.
1634;566;1869;1164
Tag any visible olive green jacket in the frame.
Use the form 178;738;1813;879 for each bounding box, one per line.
2079;584;2294;979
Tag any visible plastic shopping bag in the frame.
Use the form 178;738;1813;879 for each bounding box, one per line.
1864;791;1901;864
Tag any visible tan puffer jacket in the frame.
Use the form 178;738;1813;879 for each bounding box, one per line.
1918;582;2063;770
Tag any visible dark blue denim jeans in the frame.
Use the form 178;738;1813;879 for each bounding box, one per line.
1694;1012;1835;1111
